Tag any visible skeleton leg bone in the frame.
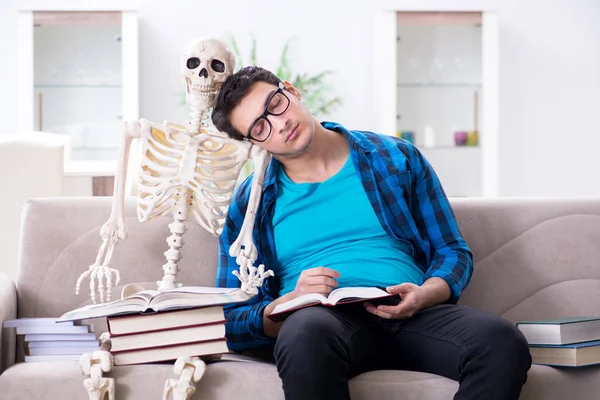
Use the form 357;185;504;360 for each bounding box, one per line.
80;350;115;400
162;356;206;400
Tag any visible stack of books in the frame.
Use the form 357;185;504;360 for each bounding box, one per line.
106;306;228;366
517;316;600;367
2;318;99;362
59;286;252;366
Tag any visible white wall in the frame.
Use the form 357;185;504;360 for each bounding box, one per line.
497;0;600;197
1;0;599;197
0;0;18;134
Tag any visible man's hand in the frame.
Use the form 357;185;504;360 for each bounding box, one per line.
290;267;340;298
364;277;451;319
262;266;340;338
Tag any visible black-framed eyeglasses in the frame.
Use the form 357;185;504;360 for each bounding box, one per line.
246;81;291;142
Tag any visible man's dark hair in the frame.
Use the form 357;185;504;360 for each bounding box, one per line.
212;66;281;141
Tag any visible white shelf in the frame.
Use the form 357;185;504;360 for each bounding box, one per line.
64;160;116;177
398;82;482;88
35;84;122;88
417;145;480;150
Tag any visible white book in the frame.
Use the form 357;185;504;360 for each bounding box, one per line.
3;318;74;328
16;325;91;335
58;287;251;322
28;340;100;348
25;333;97;342
28;346;100;356
25;354;81;362
517;317;600;345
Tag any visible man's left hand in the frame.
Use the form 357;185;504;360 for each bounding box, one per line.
363;278;451;319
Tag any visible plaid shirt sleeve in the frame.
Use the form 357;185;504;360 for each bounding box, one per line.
215;180;275;351
408;144;474;301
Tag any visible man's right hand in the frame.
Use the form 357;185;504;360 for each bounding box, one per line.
290;267;341;298
262;266;340;338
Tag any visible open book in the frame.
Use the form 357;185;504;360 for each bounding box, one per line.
59;286;252;322
268;286;393;322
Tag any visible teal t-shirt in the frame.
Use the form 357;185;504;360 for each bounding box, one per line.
272;155;425;296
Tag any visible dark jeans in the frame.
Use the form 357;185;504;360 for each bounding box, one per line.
273;301;532;400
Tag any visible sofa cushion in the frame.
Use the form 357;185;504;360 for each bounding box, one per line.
520;364;600;399
2;360;598;400
349;370;458;399
0;358;458;400
0;360;284;400
5;357;600;400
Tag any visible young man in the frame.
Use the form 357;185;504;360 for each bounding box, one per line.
211;66;531;400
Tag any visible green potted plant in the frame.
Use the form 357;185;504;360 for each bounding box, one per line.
226;33;342;118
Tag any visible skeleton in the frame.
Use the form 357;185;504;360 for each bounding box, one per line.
162;356;206;400
80;351;115;400
75;36;273;302
75;37;275;399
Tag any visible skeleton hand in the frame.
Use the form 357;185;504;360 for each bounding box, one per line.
233;260;274;295
76;219;124;304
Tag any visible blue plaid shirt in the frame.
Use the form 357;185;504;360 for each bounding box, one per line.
216;121;473;352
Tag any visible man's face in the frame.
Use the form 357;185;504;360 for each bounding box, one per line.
229;81;315;158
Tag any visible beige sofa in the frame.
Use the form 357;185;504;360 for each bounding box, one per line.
1;197;600;399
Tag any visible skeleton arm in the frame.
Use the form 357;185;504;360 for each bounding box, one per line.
75;121;142;303
106;120;142;238
230;145;274;293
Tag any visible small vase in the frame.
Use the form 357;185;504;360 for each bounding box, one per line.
466;131;479;146
454;131;467;146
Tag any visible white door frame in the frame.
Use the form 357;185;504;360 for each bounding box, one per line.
372;7;499;197
16;4;139;134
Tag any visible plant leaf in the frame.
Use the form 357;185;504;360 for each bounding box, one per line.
223;33;244;70
250;33;257;66
276;37;295;81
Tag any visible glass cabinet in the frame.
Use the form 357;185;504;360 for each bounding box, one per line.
18;10;138;164
396;12;482;197
373;10;498;198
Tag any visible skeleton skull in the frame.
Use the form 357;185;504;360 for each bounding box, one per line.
181;37;236;110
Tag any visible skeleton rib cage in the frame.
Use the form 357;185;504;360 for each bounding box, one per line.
137;119;251;236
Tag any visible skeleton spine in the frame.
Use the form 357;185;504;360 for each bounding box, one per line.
159;189;190;290
189;107;211;135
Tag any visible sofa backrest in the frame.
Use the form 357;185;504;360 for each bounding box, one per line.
16;197;600;324
16;197;219;319
452;198;600;323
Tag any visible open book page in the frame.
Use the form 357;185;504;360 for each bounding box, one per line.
150;287;252;311
59;286;249;322
58;293;155;322
327;287;390;305
269;286;392;321
161;287;239;295
270;293;329;315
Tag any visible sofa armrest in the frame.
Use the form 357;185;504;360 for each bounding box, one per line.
0;271;17;374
